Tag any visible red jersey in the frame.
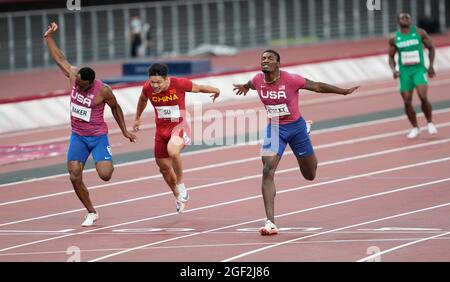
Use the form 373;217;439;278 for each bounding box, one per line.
142;77;193;127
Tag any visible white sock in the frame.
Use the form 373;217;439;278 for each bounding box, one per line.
177;183;187;196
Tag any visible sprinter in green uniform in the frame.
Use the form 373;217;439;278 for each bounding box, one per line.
389;13;437;139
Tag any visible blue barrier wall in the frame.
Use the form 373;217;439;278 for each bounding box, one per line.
122;60;212;76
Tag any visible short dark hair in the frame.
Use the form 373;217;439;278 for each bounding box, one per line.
148;63;169;77
79;67;95;82
262;49;280;63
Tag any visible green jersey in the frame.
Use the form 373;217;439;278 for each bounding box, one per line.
394;25;425;72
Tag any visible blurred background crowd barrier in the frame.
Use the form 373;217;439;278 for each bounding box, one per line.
0;0;448;72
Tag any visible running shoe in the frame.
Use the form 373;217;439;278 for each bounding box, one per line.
81;212;99;227
259;219;279;236
176;183;189;213
427;123;438;135
407;127;420;139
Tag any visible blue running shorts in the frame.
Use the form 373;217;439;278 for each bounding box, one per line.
262;116;314;158
67;132;112;164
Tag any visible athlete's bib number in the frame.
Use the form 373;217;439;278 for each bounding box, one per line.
266;104;291;118
71;103;92;122
156;105;181;119
401;50;420;65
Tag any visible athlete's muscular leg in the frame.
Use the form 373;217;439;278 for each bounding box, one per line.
416;84;433;123
95;161;114;181
296;153;318;181
400;90;418;127
156;158;179;198
67;161;96;213
167;136;185;185
261;154;282;224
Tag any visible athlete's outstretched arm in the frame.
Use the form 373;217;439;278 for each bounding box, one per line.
233;80;255;96
388;36;400;79
418;28;436;78
191;82;220;102
303;79;359;95
103;85;137;142
133;91;148;132
43;22;75;78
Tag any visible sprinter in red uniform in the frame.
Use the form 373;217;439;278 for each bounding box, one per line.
133;63;220;213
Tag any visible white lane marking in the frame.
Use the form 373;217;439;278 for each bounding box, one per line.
2;92;450;188
2;236;450;259
112;228;195;233
358;227;442;231
222;202;450;262
1;160;449;255
0;229;74;233
90;178;450;262
237;227;322;232
357;231;450;262
2;119;450;206
0;139;448;228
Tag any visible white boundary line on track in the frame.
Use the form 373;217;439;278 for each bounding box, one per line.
0;134;448;227
356;231;450;262
1;122;450;206
3;237;450;258
90;178;450;262
221;203;450;262
0;230;448;236
0;156;448;255
1;105;449;192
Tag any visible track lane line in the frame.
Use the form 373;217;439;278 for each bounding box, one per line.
0;157;448;255
222;202;450;262
91;178;450;262
2;93;450;188
356;231;450;262
0;136;448;227
2;119;449;206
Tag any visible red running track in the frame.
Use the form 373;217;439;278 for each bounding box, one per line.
0;75;449;262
